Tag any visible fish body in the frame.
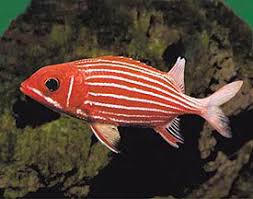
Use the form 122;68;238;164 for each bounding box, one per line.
20;56;243;153
75;57;200;125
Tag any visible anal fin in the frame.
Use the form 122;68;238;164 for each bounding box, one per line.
154;117;183;148
90;123;121;153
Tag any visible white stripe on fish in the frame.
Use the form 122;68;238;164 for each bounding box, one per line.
87;74;199;109
66;75;75;107
87;82;196;111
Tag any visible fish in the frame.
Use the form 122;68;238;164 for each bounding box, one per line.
20;56;243;153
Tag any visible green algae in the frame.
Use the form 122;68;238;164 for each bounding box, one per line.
73;26;114;58
127;8;178;70
48;24;72;48
0;111;110;198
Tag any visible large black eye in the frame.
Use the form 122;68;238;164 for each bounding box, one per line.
45;78;60;92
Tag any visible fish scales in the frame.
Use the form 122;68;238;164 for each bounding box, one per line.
86;74;196;110
78;59;200;108
78;60;180;96
79;59;199;126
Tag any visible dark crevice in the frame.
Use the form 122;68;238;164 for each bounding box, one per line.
24;184;66;199
214;109;253;157
227;151;253;198
24;167;79;198
139;58;152;66
0;189;4;198
88;115;207;198
203;148;218;163
28;164;49;186
227;73;240;83
162;39;185;67
208;77;219;88
12;95;60;128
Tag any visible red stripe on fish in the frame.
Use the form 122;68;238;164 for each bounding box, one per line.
78;60;180;93
77;60;199;126
76;55;164;76
87;74;196;111
86;73;198;111
78;59;200;109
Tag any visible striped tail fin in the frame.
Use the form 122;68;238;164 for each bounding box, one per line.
199;81;243;137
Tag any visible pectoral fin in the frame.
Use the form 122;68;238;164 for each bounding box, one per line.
89;123;121;153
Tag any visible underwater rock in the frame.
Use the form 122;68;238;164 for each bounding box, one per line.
0;111;110;198
0;0;252;198
190;140;253;198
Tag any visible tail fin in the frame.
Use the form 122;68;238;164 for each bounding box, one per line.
199;81;243;138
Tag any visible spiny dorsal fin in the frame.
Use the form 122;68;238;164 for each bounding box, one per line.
90;123;121;153
168;57;186;93
99;55;143;66
98;55;161;73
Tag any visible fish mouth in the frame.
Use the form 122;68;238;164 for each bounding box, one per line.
20;81;34;98
20;85;25;93
19;83;41;104
20;82;28;95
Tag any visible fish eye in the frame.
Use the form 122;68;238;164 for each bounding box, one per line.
45;78;60;92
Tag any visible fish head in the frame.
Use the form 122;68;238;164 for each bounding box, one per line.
20;62;88;114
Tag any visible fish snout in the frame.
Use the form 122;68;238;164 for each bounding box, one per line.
20;80;29;94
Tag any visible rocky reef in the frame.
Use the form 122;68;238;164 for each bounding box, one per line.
0;0;252;198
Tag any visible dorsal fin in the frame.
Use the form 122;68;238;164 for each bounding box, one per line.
100;55;141;64
168;57;186;93
98;55;161;73
99;55;144;66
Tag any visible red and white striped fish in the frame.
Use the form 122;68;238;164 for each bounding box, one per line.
20;56;243;153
